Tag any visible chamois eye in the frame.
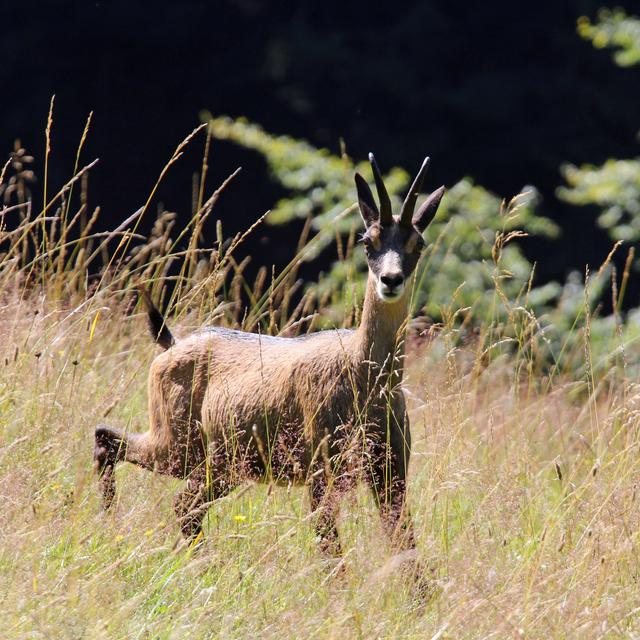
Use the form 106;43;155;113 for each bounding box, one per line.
405;236;424;253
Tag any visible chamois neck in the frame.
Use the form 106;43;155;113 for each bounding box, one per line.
355;273;410;368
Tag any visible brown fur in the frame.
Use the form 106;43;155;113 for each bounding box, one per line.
94;157;445;555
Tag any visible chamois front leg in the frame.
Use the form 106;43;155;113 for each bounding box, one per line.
371;414;437;600
370;412;415;551
373;467;415;550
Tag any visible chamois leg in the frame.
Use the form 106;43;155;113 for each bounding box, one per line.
173;467;209;541
370;443;437;599
94;421;207;511
93;424;156;509
369;440;415;551
372;468;415;550
173;459;237;542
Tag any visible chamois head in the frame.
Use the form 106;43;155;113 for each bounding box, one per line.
355;154;445;303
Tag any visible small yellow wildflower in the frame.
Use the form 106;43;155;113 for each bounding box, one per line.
233;514;247;523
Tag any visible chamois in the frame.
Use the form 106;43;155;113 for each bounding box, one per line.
94;154;445;554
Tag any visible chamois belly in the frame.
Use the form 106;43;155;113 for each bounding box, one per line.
188;327;360;483
200;367;311;483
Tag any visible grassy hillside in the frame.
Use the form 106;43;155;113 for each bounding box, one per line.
2;124;640;639
3;290;639;638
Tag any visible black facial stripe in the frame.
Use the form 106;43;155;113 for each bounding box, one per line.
362;224;424;281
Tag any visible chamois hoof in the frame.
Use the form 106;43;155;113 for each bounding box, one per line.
406;555;440;604
175;511;203;543
174;511;204;543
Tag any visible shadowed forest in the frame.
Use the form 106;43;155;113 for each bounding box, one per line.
4;1;640;286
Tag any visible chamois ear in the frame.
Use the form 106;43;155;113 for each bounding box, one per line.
355;172;379;228
412;186;445;233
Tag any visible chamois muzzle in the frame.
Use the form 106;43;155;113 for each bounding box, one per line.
379;272;405;300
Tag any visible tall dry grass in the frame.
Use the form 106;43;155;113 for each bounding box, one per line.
1;116;640;639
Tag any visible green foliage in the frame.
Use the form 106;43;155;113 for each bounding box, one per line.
558;159;640;241
560;11;640;242
577;10;640;67
411;181;559;320
204;114;559;325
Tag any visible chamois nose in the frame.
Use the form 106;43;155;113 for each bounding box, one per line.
380;273;404;290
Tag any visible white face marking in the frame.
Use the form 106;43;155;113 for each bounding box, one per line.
376;281;405;302
376;251;405;303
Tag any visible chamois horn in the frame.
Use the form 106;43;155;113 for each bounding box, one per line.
368;152;392;226
400;156;430;227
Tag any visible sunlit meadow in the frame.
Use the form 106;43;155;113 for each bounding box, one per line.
2;115;640;639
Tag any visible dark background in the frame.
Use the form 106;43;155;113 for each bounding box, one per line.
3;0;639;287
